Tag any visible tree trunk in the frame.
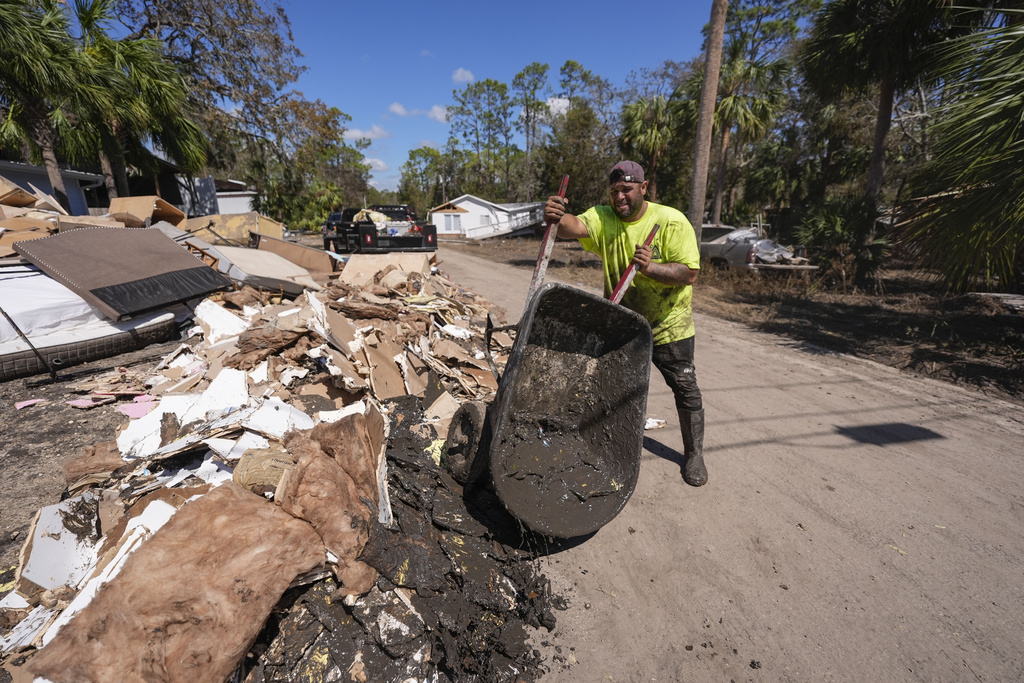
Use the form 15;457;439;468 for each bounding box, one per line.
25;100;71;213
712;125;732;224
687;0;729;243
110;122;131;197
99;150;119;200
648;151;660;203
865;75;895;203
855;75;896;291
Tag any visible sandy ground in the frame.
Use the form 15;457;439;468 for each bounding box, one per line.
437;244;1024;682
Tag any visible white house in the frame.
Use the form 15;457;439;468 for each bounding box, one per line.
428;195;544;239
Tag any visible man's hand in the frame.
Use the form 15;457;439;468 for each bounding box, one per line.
634;243;699;286
632;244;653;274
545;196;589;239
543;195;566;225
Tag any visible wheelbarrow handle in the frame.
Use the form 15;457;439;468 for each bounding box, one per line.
609;224;660;305
526;174;569;303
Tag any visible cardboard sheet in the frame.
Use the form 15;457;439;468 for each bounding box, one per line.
108;196;185;227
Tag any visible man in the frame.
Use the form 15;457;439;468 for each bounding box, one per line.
543;160;707;486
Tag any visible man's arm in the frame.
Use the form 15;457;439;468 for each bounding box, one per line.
544;196;588;239
632;244;698;286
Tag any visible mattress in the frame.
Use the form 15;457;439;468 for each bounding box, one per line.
12;226;231;320
0;265;177;381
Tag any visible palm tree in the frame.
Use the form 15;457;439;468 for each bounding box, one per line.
72;0;206;198
710;39;786;224
0;0;113;211
902;15;1024;291
799;0;975;287
620;95;679;202
689;0;729;241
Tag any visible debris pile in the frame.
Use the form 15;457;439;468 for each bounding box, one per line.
0;253;561;682
1;181;343;381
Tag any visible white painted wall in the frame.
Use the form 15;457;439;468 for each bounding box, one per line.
430;195;543;239
217;192;257;215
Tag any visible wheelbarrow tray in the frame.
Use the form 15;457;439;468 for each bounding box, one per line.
487;283;653;538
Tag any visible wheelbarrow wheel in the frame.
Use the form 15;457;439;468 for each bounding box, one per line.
444;401;489;485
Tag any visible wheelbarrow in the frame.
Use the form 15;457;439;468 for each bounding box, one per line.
482;282;653;538
444;180;657;537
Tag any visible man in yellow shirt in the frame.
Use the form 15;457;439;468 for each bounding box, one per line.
543;161;707;486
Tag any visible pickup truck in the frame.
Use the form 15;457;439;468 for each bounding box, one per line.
699;225;817;274
322;205;437;254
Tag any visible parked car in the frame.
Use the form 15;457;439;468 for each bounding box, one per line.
699;224;814;273
322;206;437;254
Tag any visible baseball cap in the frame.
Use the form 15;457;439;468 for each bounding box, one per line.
609;160;645;184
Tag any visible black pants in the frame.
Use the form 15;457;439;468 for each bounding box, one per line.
651;336;703;412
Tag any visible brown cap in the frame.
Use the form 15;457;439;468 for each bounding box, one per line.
609;160;645;184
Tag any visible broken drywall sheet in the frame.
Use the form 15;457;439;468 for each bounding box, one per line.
309;344;368;393
116;394;200;460
108;196;184;227
362;334;407;400
279;366;309;387
157;453;233;488
227;431;271;460
249;360;269;384
318;401;366;424
15;493;100;599
177;367;249;425
0;605;56;654
242;397;315;439
194;298;249;345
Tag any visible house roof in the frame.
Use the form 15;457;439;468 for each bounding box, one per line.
0;160;102;183
428;194;543;214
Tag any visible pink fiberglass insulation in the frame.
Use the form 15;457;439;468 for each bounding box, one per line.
280;414;379;596
28;482;325;683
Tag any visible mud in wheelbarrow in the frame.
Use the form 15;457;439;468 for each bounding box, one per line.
484;282;653;538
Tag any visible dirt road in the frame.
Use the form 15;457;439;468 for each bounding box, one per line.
437;244;1024;682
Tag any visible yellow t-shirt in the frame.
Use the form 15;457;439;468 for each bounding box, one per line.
578;202;700;345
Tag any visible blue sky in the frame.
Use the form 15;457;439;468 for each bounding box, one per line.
285;1;713;190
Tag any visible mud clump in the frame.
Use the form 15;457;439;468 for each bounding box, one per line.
240;397;563;682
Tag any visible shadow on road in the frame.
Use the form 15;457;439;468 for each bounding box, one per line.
643;436;684;467
835;422;945;446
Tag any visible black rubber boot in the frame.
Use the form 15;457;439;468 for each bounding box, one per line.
678;408;707;487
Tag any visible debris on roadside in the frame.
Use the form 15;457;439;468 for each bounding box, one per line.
1;229;563;681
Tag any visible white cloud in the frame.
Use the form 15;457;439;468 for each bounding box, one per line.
388;103;447;123
452;68;474;84
420;49;434;58
344;124;389;141
418;140;438;149
366;158;388;172
428;105;447;123
547;96;570;117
